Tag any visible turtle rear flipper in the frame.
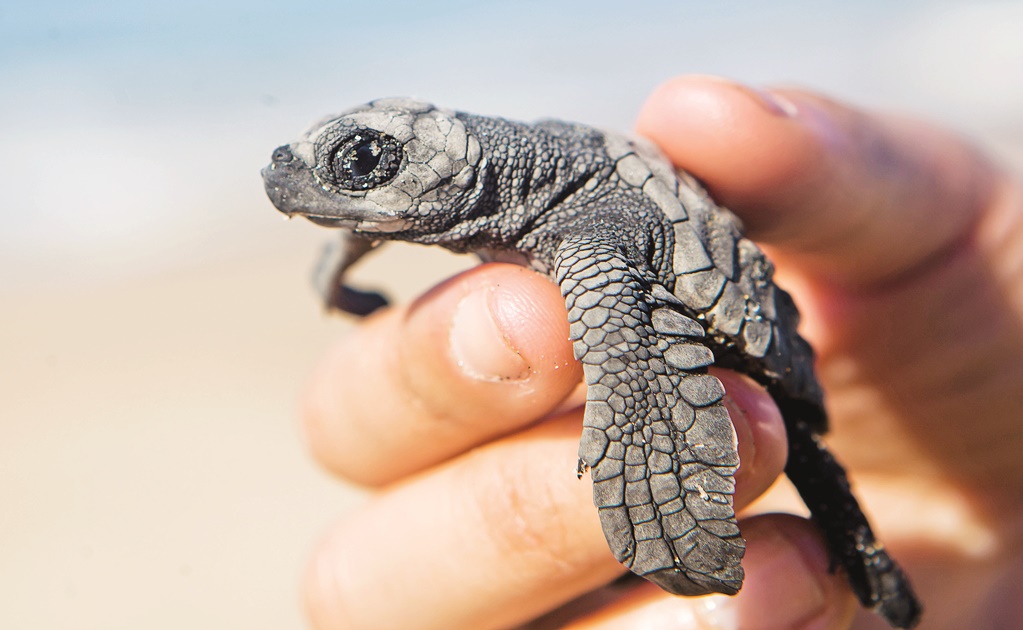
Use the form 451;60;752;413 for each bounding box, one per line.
785;418;923;629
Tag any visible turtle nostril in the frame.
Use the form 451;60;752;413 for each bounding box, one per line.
271;145;294;164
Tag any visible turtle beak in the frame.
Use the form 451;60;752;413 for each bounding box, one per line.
261;144;343;218
261;144;406;230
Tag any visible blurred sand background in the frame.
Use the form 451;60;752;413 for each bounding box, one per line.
2;2;1022;628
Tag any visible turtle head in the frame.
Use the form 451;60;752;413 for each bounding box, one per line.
262;98;484;234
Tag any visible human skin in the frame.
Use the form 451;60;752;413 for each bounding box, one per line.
298;76;1023;629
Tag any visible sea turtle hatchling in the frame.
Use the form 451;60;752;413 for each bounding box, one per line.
261;98;922;628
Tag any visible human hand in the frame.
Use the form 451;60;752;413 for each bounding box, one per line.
298;76;1023;629
636;76;1023;628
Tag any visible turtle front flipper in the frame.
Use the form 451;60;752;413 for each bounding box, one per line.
555;235;746;596
314;230;389;316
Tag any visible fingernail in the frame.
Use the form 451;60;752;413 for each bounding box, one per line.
687;75;799;118
450;287;531;381
753;88;800;118
606;591;739;630
693;594;740;629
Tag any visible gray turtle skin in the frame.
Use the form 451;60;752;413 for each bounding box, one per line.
262;99;922;628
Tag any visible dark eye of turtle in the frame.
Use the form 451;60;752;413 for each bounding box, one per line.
351;142;381;177
330;130;401;190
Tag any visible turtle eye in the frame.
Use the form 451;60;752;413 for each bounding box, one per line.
330;130;401;190
350;142;380;178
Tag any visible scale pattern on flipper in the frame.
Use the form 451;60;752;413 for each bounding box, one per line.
556;236;745;596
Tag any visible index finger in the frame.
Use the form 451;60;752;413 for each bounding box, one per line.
636;75;998;289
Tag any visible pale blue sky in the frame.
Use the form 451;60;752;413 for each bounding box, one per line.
0;0;943;122
1;1;1021;288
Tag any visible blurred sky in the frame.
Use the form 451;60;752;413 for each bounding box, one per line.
1;2;1022;629
2;0;1022;291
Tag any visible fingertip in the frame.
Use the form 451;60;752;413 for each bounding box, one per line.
405;262;582;400
463;263;583;387
637;75;996;287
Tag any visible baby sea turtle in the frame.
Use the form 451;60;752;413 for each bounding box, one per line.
262;99;922;628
